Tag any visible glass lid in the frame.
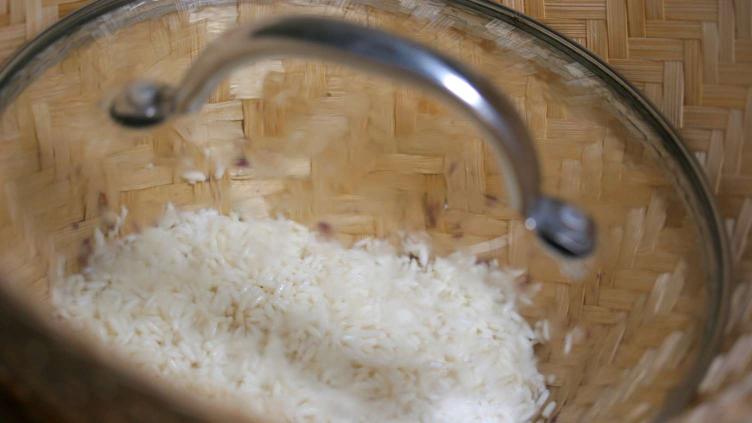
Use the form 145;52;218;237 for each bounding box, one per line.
0;1;729;422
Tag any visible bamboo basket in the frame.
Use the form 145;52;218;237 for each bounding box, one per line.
0;0;744;422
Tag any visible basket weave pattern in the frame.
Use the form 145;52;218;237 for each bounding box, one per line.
0;0;747;422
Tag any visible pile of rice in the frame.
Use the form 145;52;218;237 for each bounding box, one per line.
53;206;548;422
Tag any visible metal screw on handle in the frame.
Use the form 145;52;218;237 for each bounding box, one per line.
109;16;596;258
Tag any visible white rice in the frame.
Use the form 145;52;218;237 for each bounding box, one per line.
53;206;547;422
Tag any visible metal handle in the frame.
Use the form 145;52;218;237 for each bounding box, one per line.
109;16;595;258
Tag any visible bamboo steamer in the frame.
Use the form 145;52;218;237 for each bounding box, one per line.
0;0;741;422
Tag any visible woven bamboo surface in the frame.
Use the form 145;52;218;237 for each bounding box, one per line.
0;0;748;422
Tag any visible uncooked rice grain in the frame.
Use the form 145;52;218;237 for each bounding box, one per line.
53;206;547;422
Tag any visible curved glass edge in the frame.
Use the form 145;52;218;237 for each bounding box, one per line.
448;2;730;421
0;0;731;422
